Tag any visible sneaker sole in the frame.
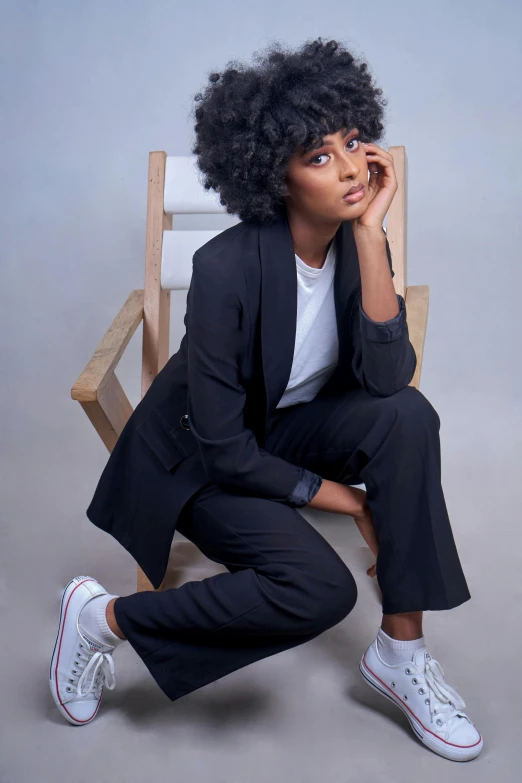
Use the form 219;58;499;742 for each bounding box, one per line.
359;654;483;762
49;576;105;726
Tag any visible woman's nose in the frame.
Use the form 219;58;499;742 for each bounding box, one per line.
340;153;360;178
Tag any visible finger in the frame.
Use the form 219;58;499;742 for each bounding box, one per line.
362;143;393;161
365;152;394;169
365;154;396;182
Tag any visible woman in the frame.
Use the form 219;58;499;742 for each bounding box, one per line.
50;38;482;761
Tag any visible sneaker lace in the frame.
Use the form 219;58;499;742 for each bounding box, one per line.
420;657;467;726
69;642;116;699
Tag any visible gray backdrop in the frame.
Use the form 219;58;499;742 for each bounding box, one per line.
1;0;520;780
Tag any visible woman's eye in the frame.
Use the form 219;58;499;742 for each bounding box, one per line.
310;138;360;165
310;153;329;165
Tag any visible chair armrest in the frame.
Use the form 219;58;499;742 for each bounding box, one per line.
71;289;144;403
404;285;429;390
71;289;144;451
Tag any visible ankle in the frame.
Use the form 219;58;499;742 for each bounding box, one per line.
106;598;126;640
381;611;423;641
376;626;426;666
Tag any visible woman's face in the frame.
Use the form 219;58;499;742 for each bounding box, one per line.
283;126;370;222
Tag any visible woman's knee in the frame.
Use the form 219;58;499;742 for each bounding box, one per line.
299;562;358;633
325;566;358;627
384;385;440;432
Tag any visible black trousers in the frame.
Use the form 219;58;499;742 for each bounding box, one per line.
113;385;471;702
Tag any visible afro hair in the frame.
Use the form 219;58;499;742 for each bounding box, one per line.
190;37;388;225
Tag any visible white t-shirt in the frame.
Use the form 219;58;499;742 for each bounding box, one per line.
276;240;339;408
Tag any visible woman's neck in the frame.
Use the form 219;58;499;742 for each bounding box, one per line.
285;206;341;269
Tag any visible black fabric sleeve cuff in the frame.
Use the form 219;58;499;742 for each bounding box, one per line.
285;466;323;507
359;293;407;343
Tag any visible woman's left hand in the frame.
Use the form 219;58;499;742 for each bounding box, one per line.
353;142;398;231
352;499;379;579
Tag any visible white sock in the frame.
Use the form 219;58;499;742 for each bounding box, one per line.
78;593;126;648
376;626;426;665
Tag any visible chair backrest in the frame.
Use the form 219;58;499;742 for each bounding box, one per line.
161;156;240;289
141;149;408;398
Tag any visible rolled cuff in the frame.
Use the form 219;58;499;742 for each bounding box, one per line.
359;293;407;343
286;466;323;507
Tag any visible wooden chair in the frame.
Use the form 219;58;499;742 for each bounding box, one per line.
71;148;429;593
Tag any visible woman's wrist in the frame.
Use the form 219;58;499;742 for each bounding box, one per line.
305;479;367;516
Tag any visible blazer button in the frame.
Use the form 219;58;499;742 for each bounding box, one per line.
180;414;191;430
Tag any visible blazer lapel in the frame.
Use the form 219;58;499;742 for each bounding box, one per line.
259;210;361;429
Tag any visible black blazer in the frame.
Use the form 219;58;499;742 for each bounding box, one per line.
86;209;417;588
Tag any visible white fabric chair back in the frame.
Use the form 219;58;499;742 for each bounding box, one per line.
161;155;240;290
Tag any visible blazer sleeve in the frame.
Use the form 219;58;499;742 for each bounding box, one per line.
186;254;323;507
349;232;417;396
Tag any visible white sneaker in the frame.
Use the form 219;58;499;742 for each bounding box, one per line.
359;638;483;761
49;576;118;726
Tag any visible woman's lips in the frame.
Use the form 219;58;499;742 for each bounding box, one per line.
343;185;365;203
